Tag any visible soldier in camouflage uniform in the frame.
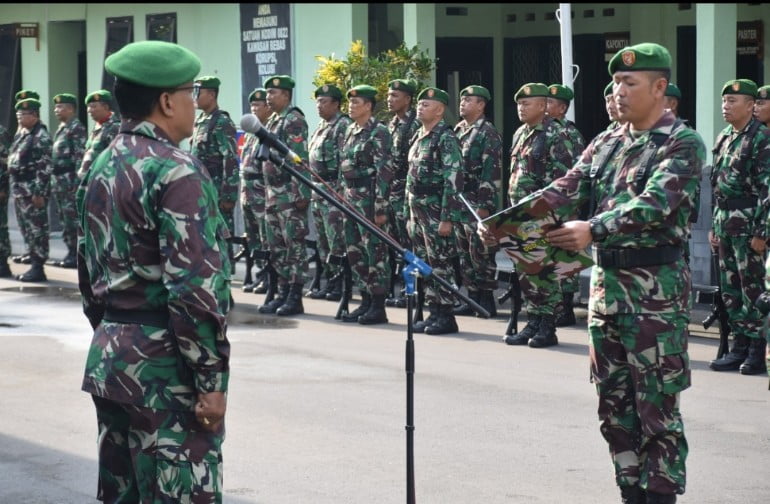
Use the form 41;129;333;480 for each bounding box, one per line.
78;90;121;179
386;78;420;308
407;87;465;335
603;81;625;133
664;83;681;119
191;76;239;237
338;85;393;325
708;79;770;376
258;74;310;316
50;93;86;268
77;41;230;503
505;82;575;348
0;123;11;277
451;85;501;319
307;84;352;302
8;98;52;282
544;42;704;504
755;85;770;126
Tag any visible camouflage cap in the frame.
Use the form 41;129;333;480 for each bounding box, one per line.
53;93;77;105
417;87;450;105
105;41;201;88
15;89;40;101
721;79;757;98
264;75;295;90
195;75;221;89
85;89;113;105
388;79;417;96
347;84;377;100
15;98;41;111
514;83;549;102
758;85;770;100
604;82;614;97
608;42;671;75
248;88;267;103
460;85;491;101
665;83;682;99
548;84;574;102
315;84;343;100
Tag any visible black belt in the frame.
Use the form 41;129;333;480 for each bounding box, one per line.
242;172;264;181
52;165;76;176
593;245;682;269
103;308;169;329
716;197;756;211
343;176;371;189
409;184;442;196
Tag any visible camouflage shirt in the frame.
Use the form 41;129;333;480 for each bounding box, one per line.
454;115;502;216
77;118;231;410
388;109;420;203
263;106;311;208
543;110;706;314
406;119;465;222
8;121;52;199
308;112;353;190
711;117;770;238
0;124;10;190
555;118;586;160
191;107;239;204
340;116;393;217
52;118;87;175
79;112;120;178
508;116;574;204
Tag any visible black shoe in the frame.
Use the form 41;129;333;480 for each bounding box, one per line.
342;292;371;322
453;290;478;316
308;277;333;299
646;491;676;504
425;306;458;335
12;254;31;264
709;335;749;371
477;290;497;318
242;282;257;293
555;292;576;327
739;337;767;375
528;315;558;348
504;315;541;345
413;305;438;334
324;277;343;302
276;283;305;316
620;485;646;504
259;283;289;314
58;250;77;269
253;277;269;294
0;261;11;278
16;259;47;282
358;294;388;325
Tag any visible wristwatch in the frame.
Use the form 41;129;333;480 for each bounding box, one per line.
589;217;608;242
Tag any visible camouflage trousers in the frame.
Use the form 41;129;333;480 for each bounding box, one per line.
91;395;223;503
388;196;410;248
240;176;266;252
0;194;10;261
589;311;690;495
718;234;765;340
265;204;308;286
561;275;579;295
455;222;497;291
51;171;79;251
519;268;562;317
13;194;49;261
407;200;456;306
344;194;389;296
312;184;346;278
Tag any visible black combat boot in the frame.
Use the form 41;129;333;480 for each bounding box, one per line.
324;276;342;302
739;337;767;375
57;248;77;269
16;257;47;282
12;253;31;264
358;294;388;325
645;491;676;504
504;314;541;345
259;282;289;314
453;290;479;316
425;305;459;335
276;283;305;316
528;314;558;348
555;292;576;327
253;251;271;294
0;261;11;278
342;291;371;322
477;289;497;318
619;484;646;504
709;334;750;371
308;274;333;299
413;304;438;334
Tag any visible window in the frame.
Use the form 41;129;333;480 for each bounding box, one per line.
102;16;133;90
147;13;177;43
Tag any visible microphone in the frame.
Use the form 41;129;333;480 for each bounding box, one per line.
240;114;302;164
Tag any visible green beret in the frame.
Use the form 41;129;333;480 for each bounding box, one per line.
604;82;614;97
608;42;671;75
105;41;201;88
15;98;41;111
665;83;682;99
758;85;770;100
460;85;491;101
722;79;757;98
264;75;295;90
347;84;377;100
547;84;574;102
15;90;40;101
53;93;77;105
248;88;267;102
314;84;343;100
514;83;549;102
195;76;221;89
388;79;417;96
417;87;450;105
85;89;113;105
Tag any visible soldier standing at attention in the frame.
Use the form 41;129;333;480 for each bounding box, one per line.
451;85;501;319
0;122;11;277
50;93;86;268
407;87;464;335
12;90;41;141
754;85;770;126
664;83;682;118
708;79;770;375
8;98;52;282
78;90;120;179
307;84;352;302
258;75;310;316
77;40;231;502
604;81;622;131
505;82;574;348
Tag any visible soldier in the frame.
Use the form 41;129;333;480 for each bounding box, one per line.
338;84;393;325
407;87;464;335
664;83;681;118
754;85;770;126
604;81;622;130
708;79;770;376
77;40;230;502
504;83;574;348
386;78;420;308
0;122;11;277
12;90;41;139
307;84;352;302
451;85;501;319
50;93;86;268
258;74;310;316
8;98;52;282
78;89;121;179
544;42;704;504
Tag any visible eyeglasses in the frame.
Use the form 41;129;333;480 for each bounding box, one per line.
168;85;200;100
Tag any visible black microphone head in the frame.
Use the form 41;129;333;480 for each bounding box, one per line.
240;114;262;133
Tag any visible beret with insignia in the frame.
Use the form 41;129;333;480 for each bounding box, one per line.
264;75;295;90
608;42;671;75
15;98;41;111
417;87;450;105
460;85;491;101
195;75;221;89
758;85;770;100
53;93;77;105
514;82;549;102
665;83;682;100
721;79;757;98
388;79;417;96
547;84;574;102
604;82;614;97
347;84;377;100
105;41;201;88
85;89;113;105
15;89;40;102
315;84;343;100
248;88;267;103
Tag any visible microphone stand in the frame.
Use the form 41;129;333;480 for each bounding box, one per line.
257;145;490;504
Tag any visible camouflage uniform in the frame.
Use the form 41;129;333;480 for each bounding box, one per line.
543;110;705;495
340;116;393;296
0;124;11;264
309;112;353;279
388;108;420;247
78;112;120;178
191;108;239;234
406;120;464;306
240;132;266;252
78;118;231;503
51;117;86;252
8;121;52;261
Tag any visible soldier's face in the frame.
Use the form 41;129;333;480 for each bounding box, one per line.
251;100;270;123
316;96;339;121
613;71;665;125
722;94;754;126
754;98;770;125
546;98;567;120
605;95;619;122
16;111;37;129
387;89;410;114
195;88;215;110
266;88;289;112
348;96;371;121
459;95;484;120
164;81;197;141
416;99;443;123
54;103;74;122
517;97;546;126
88;102;110;122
